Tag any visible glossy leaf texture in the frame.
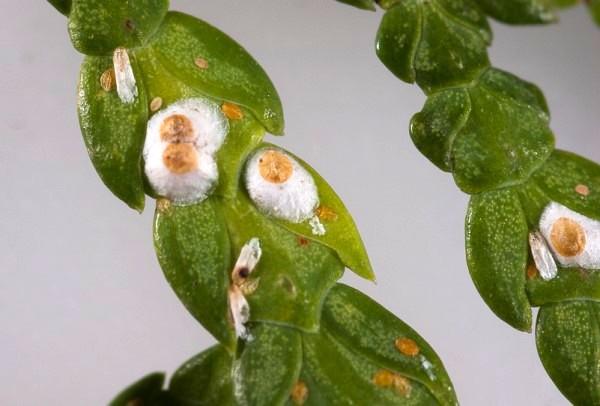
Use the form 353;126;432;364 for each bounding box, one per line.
258;143;375;281
220;192;344;332
465;188;532;331
376;0;491;93
47;0;71;15
536;300;600;406
78;55;147;212
153;198;236;349
314;284;457;405
68;0;169;55
109;373;167;406
114;284;456;406
410;68;554;194
147;11;284;135
335;0;377;10
473;0;557;24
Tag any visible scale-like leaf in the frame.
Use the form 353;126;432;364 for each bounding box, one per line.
320;284;457;405
234;324;302;405
219;193;344;332
149;12;284;135
169;346;235;406
532;150;600;221
68;0;168;55
376;0;491;93
411;69;554;194
258;143;374;281
474;0;557;24
153;198;236;349
536;300;600;405
78;55;147;211
465;188;532;331
109;372;167;406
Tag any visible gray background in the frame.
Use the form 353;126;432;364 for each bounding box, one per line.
2;1;599;405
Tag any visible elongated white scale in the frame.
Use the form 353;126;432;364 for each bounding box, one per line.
113;48;138;104
232;238;262;287
245;147;319;224
529;231;558;280
539;202;600;269
143;98;228;203
228;285;250;340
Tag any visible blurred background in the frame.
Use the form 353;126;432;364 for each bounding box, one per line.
1;1;599;404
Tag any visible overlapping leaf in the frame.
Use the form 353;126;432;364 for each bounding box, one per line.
258;143;374;281
68;0;169;55
474;0;556;24
153;198;236;349
148;12;284;135
376;0;491;93
536;300;600;406
411;68;554;193
78;55;147;211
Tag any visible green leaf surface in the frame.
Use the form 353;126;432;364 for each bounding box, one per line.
68;0;169;55
320;284;457;405
536;300;600;405
149;11;284;135
301;329;441;405
169;345;235;406
411;69;554;194
590;0;600;25
47;0;71;15
474;0;557;24
465;188;532;331
109;372;167;406
153;198;236;349
234;324;302;406
219;193;344;332
532;150;600;221
78;55;147;212
528;269;600;306
335;0;377;11
259;143;374;281
376;0;491;93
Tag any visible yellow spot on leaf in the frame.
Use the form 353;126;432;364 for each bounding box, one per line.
395;337;420;357
100;68;115;92
194;57;209;70
221;102;244;120
150;97;163;112
575;184;590;197
290;380;308;405
315;205;339;222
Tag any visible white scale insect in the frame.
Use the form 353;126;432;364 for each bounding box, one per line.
530;202;600;280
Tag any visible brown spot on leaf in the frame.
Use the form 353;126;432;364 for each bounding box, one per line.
290;380;308;405
163;143;198;174
157;198;171;213
194;57;209;70
315;205;339;222
258;150;293;184
221;102;244;120
160;114;195;143
100;68;115;92
526;263;539;280
373;370;412;397
297;236;310;247
575;184;590;197
550;217;586;257
395;337;420;357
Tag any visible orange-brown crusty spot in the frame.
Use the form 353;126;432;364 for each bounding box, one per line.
297;236;310;247
526;263;539;280
550;217;587;257
162;143;198;174
221;102;244;120
157;198;171;213
258;150;294;184
160;114;195;143
194;57;209;70
394;337;420;357
290;380;308;405
100;68;115;92
315;205;339;222
373;370;412;397
392;375;412;397
575;184;590;197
